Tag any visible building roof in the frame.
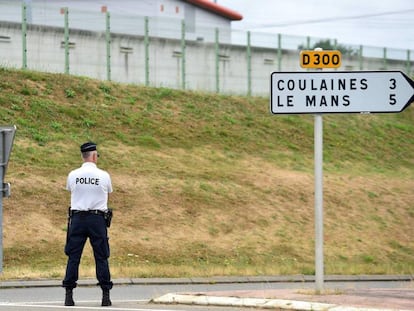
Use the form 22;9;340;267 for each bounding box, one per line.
184;0;243;21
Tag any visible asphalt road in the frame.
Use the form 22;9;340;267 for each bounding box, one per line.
0;277;413;310
3;282;284;310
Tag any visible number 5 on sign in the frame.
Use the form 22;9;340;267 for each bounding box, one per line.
300;50;341;69
389;78;396;105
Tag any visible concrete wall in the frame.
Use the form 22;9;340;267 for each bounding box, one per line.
0;21;412;96
0;0;233;43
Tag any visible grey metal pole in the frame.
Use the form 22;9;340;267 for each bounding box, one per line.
144;16;150;86
247;31;251;96
215;28;220;93
0;132;4;273
181;20;186;90
22;2;27;69
314;113;324;292
277;34;282;71
63;7;69;74
23;0;32;23
314;47;324;292
0;126;16;273
105;11;111;81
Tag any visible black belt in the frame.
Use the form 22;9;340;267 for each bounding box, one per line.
72;210;106;216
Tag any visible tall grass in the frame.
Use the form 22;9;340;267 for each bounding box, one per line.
0;67;413;280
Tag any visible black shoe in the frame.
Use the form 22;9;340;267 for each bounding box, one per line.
101;289;112;306
64;288;75;306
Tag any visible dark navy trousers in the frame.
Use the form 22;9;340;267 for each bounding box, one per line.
63;212;113;290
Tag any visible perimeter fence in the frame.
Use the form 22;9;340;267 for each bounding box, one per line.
0;2;413;96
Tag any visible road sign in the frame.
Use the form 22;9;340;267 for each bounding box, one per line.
0;125;16;177
300;50;341;68
270;71;414;114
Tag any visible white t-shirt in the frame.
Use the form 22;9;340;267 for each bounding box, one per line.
66;162;113;211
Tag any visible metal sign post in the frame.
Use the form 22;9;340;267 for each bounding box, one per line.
314;112;324;291
270;53;414;292
308;47;328;292
0;125;16;273
311;48;326;292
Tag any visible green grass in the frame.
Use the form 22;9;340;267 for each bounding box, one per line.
0;67;413;280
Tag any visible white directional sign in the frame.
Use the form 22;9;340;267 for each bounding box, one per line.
270;71;414;114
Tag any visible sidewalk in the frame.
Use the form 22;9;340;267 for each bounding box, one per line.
153;275;414;310
1;275;413;310
154;287;414;310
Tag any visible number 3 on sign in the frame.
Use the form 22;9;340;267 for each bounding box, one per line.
389;78;396;105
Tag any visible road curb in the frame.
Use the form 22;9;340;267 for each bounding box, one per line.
152;293;335;310
0;274;412;289
152;293;397;311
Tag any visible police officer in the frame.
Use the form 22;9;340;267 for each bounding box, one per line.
63;142;113;307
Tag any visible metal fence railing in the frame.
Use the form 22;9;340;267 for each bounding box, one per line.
0;2;413;96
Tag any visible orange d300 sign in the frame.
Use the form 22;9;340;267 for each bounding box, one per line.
300;50;341;69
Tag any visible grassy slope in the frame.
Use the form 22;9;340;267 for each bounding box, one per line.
0;67;413;279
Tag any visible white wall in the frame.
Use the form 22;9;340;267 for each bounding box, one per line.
0;0;233;42
0;22;411;96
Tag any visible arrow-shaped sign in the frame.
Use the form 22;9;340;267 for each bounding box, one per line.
270;71;414;114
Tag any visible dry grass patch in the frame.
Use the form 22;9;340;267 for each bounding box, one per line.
1;68;413;279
